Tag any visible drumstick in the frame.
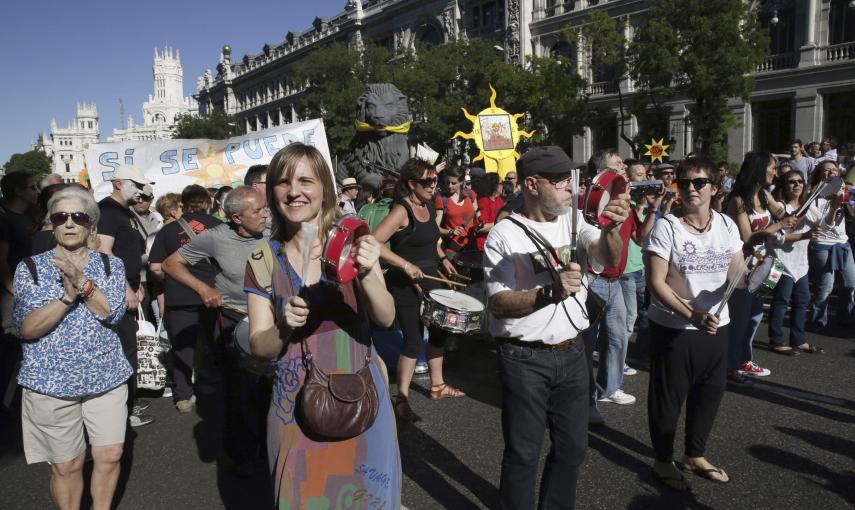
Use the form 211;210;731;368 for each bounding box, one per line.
421;275;467;288
299;222;317;293
714;260;750;317
570;168;579;263
450;273;472;281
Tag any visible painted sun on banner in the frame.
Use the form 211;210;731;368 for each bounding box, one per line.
452;85;534;180
644;138;670;164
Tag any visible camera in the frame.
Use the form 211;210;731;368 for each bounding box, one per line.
629;180;665;200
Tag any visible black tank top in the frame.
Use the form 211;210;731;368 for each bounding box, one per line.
386;198;442;304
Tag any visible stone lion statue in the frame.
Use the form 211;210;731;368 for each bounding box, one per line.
336;83;436;192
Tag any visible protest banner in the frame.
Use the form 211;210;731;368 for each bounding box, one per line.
84;119;331;200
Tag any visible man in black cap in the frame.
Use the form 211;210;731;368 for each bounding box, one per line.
483;146;629;509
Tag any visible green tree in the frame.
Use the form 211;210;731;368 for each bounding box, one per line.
577;1;767;161
172;109;245;139
3;150;52;179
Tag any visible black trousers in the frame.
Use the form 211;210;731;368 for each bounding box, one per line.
396;305;449;359
647;321;728;462
165;306;214;401
497;340;588;510
117;312;139;409
217;310;270;465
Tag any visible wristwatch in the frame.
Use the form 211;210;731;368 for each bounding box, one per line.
537;284;562;305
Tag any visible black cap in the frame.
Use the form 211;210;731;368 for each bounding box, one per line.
517;146;573;178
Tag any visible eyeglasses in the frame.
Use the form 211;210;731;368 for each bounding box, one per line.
786;179;804;186
659;170;675;176
675;178;712;190
50;212;91;227
537;174;573;189
411;177;438;187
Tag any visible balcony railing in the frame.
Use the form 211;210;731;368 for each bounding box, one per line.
587;80;618;96
755;51;798;72
826;41;855;62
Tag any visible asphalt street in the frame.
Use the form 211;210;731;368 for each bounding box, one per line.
1;316;853;509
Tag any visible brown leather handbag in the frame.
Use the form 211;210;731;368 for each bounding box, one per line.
297;345;380;440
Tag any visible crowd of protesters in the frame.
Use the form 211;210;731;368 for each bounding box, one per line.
0;133;852;508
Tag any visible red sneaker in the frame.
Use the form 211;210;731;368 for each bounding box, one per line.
738;361;771;377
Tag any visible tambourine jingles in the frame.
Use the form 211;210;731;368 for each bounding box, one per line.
321;215;370;284
583;169;628;229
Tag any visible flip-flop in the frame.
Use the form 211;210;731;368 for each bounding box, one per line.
675;461;730;484
652;469;692;492
796;343;824;354
770;346;796;355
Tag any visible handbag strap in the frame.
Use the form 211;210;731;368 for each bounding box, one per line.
278;244;372;370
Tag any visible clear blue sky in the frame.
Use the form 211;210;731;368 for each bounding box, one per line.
0;0;345;166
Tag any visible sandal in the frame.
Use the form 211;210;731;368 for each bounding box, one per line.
430;383;466;400
652;468;692;492
392;395;421;422
796;343;824;354
770;345;796;355
675;461;730;484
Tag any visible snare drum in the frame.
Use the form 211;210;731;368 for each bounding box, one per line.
583;170;627;229
420;289;485;335
322;215;370;284
746;255;785;296
233;317;277;377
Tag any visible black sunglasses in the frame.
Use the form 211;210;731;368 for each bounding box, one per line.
676;178;712;190
50;212;91;227
786;179;804;186
411;177;438;187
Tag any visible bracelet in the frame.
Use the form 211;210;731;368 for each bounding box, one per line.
439;255;448;262
81;280;96;299
59;295;75;306
403;262;411;271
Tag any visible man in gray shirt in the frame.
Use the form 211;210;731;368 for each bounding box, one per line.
162;185;268;477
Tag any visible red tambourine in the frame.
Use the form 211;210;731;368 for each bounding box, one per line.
583;170;627;229
321;215;370;284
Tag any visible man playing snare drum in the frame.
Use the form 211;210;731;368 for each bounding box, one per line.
483;146;629;510
162;185;269;478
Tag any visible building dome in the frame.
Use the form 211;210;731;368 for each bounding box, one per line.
222;45;231;57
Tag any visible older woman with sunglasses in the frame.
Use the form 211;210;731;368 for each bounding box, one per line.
13;187;130;510
644;157;744;490
374;158;462;422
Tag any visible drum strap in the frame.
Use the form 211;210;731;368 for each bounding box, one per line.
505;217;594;331
247;240;276;296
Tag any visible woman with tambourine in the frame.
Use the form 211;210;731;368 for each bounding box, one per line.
245;143;401;508
374;158;464;423
643;157;744;491
724;152;798;384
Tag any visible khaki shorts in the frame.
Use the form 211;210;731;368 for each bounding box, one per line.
21;384;128;465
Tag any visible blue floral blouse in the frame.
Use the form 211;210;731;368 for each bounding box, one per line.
14;250;132;398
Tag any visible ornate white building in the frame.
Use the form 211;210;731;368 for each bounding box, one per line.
109;46;197;142
33;103;100;183
195;0;855;163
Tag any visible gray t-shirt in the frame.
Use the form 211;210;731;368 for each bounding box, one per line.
178;223;265;314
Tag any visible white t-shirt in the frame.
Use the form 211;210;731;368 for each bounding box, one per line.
810;198;849;245
484;210;604;344
643;212;743;330
767;202;821;281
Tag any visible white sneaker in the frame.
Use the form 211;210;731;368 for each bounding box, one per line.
598;389;637;405
623;366;637;376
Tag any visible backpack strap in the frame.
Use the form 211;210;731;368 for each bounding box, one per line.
248;239;276;296
23;257;38;285
176;217;196;239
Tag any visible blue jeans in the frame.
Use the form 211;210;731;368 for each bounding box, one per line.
808;244;855;328
620;269;647;335
768;274;810;348
582;276;628;398
727;288;763;371
497;340;588;510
